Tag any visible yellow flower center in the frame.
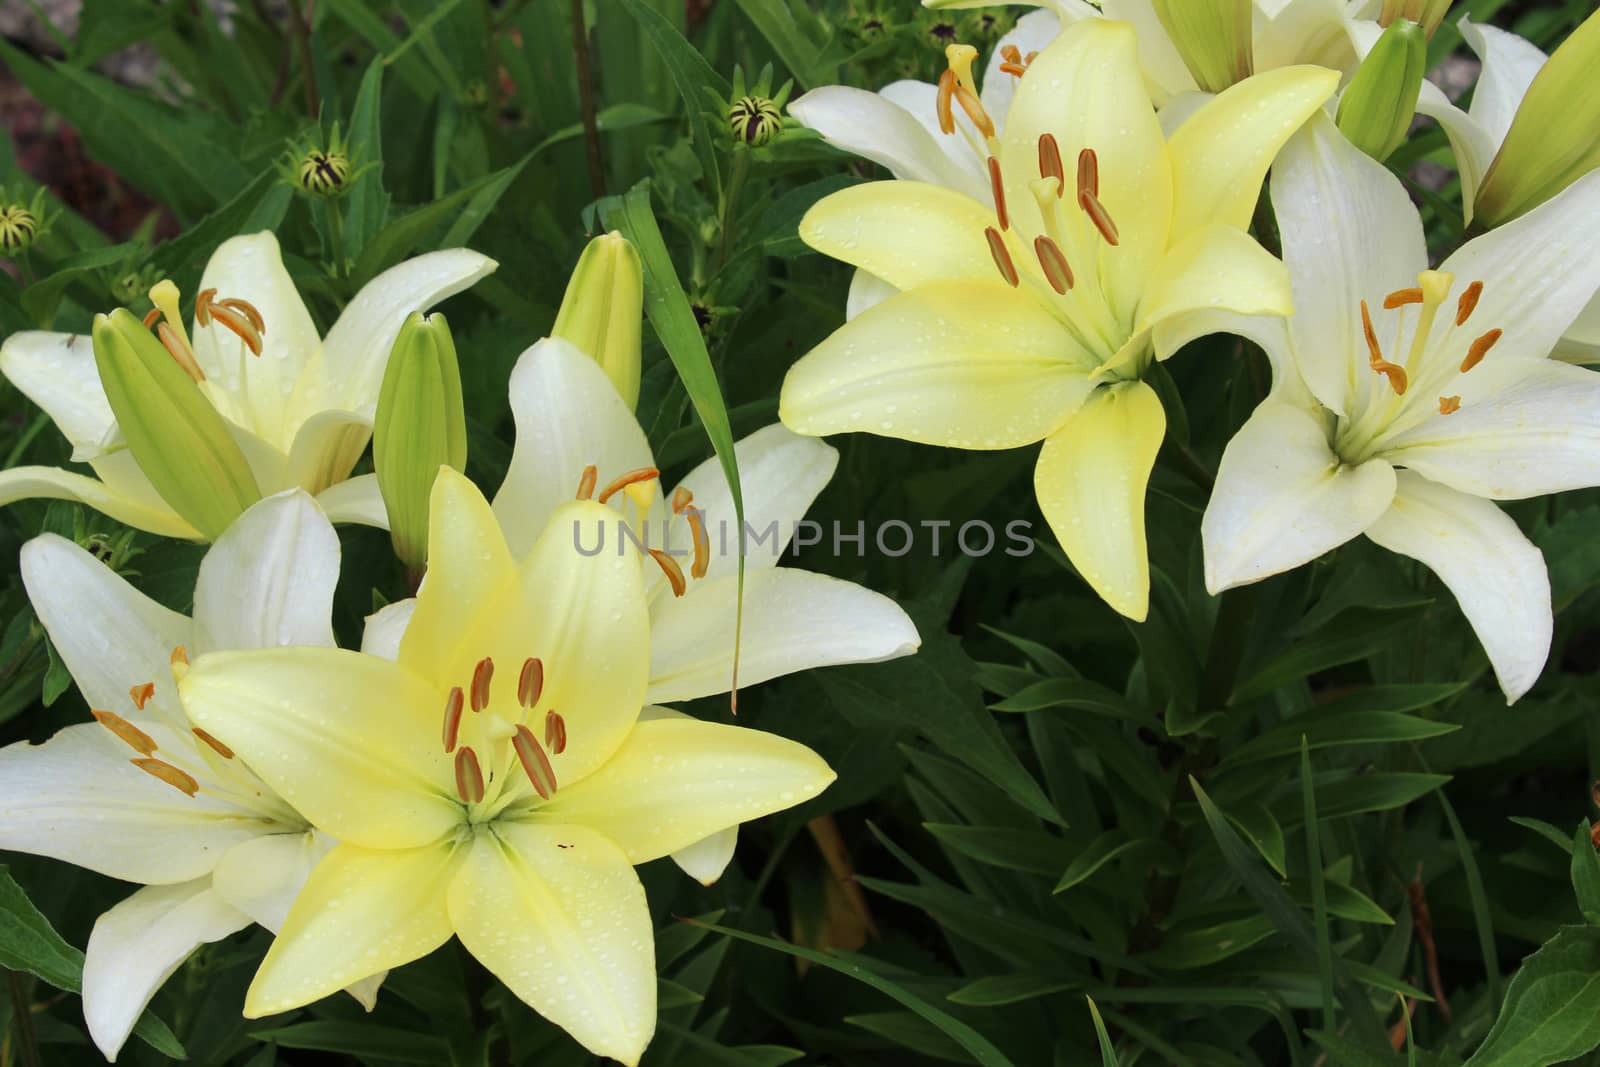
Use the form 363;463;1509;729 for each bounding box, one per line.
441;653;566;812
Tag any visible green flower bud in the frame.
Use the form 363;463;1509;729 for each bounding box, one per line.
0;204;39;254
1152;0;1254;94
297;149;353;198
373;312;467;572
92;308;261;541
552;232;644;409
728;96;784;147
1475;9;1600;226
1336;18;1427;162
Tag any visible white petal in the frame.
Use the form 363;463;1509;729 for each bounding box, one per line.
361;599;417;661
192;490;338;653
645;567;920;704
1157;90;1214;137
0;331;116;460
1202;402;1397;592
1365;472;1551;703
846;269;898;321
1100;0;1198;100
877;80;989;181
286;408;373;496
1414;83;1499;214
1253;0;1360;72
210;830;330;933
83;881;250;1062
1459;16;1547;154
493;337;654;557
980;9;1062;127
0;464;196;539
314;473;389;529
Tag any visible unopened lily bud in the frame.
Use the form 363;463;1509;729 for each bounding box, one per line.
1476;9;1600;226
374;312;467;572
1379;0;1453;38
1152;0;1253;93
0;204;39;254
92;309;261;541
1336;18;1427;162
552;232;644;409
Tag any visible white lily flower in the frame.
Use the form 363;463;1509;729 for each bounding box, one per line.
0;491;379;1059
1201;112;1600;704
0;232;496;538
360;337;920;884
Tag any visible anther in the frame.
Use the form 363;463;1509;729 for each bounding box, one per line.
576;465;599;501
1384;287;1425;309
513;724;558;799
544;710;567;755
1034;237;1074;294
517;658;544;708
93;710;157;756
984;227;1019;287
936;70;957;135
1038;134;1064;193
156;322;206;382
207;304;264;356
454;747;485;804
132;758;199;797
1001;44;1021;65
1077;148;1099;202
1360;300;1408;395
987;157;1009;230
142;308;162;329
954;86;995;139
170;645;189;667
218;297;265;334
597;466;660;505
195;288;217;326
1460;328;1502;373
1438;396;1462;415
470;657;494;712
686;507;710;580
650;548;688;597
129;682;156;711
192;728;235;760
1456;281;1484;326
671;486;694;514
1079;190;1119;246
442;686;464;752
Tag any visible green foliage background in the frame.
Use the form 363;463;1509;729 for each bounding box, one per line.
1;0;1599;1064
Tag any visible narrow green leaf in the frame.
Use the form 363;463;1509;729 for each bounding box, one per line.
1437;782;1503;1004
1233;607;1424;704
248;1022;450;1064
948;974;1080;1007
1086;996;1120;1067
990;677;1153;726
1302;739;1336;1032
1512;815;1576;855
923;824;1072;876
1224;701;1462;768
343;59;389;263
1055;831;1141;893
615;0;727;201
1572;823;1600;925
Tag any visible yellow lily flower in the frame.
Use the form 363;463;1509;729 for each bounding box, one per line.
175;468;834;1065
779;19;1336;620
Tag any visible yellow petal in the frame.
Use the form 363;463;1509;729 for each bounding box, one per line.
1166;65;1341;243
244;841;461;1017
1138;223;1293;360
779;280;1097;450
532;716;834;864
179;647;460;849
1033;381;1167;621
448;823;654;1067
799;182;1001;293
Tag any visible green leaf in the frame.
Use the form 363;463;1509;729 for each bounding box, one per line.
1572;823;1600;925
149;169;293;279
342;59;390;264
847;1011;973;1064
1222;689;1463;767
248;1022;450;1064
1286;772;1450;823
1512;816;1576;855
731;0;831;88
923;824;1072;876
989;677;1153;727
1465;926;1600;1067
1086;996;1120;1067
615;0;728;202
1055;831;1148;893
1303;740;1335;1031
948;973;1080;1007
19;244;131;327
1233;607;1425;704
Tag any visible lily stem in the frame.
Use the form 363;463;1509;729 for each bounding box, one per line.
568;0;606;201
324;199;347;280
6;971;39;1067
718;150;751;268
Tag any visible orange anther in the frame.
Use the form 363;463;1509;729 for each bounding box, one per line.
1077;148;1099;202
936;69;957;135
442;686;464;752
192;728;235;760
1001;44;1021;65
132;758;199;797
1079;190;1119;245
517;657;544;709
470;657;494;712
195;288;218;326
208;304;264;356
217;297;266;334
170;645;189;667
512;724;558;799
686;507;710;580
1360;300;1408;395
576;465;599;501
671;486;694;514
987;157;1009;231
1383;287;1425;309
984;227;1019;288
454;746;485;804
1038;134;1064;192
1456;281;1484;326
1460;328;1502;373
649;548;687;596
1034;236;1074;294
544;710;567;755
155;322;205;382
93;710;157;756
142;308;163;329
129;682;156;711
1438;395;1461;415
597;466;660;505
953;86;995;139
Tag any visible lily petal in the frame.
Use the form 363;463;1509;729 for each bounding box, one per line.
1136;223;1292;361
211;830;329;932
635;706;740;885
780;281;1097;449
798;182;1002;294
1365;471;1550;703
1460;16;1548;155
448;824;654;1067
788;86;989;201
1202;402;1397;593
1034;381;1166;621
246;841;460;1017
287;409;372;497
980;10;1063;124
1415;83;1499;215
0;331;115;460
646;568;920;704
847;269;899;321
314;473;389;529
0;465;197;539
1100;0;1199;101
83;881;250;1062
361;599;417;661
1253;0;1360;71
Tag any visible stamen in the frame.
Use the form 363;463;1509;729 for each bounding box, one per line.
1038;134;1064;193
142;308;162;329
936;70;957;136
544;710;567;755
576;464;599;501
132;758;199;797
1456;281;1484;326
517;658;544;708
512;724;558;799
1079;190;1119;246
92;710;157;756
671;486;694;514
1024;50;1038;63
156;322;206;383
597;466;660;505
442;686;464;752
170;645;189;667
1384;287;1425;309
193;728;235;760
984;227;1019;287
1438;396;1462;415
195;288;217;326
217;297;266;334
999;61;1028;77
129;682;156;710
1360;300;1408;395
953;86;995;139
1460;328;1501;373
1034;236;1074;294
987;157;1009;230
1001;44;1022;65
207;304;264;357
649;548;687;596
454;746;485;804
1077;148;1099;202
470;657;494;712
686;507;710;579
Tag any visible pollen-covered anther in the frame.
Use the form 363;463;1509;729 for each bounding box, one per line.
597;466;660;504
984;227;1019;288
1034;236;1074;294
170;645;189;667
686;506;710;579
649;548;688;597
441;686;464;752
987;157;1009;230
129;682;156;711
454;746;485;804
576;464;599;501
195;288;218;327
142;308;162;329
1077;148;1099;202
512;724;559;799
936;70;958;135
93;710;157;756
954;86;995;139
999;44;1028;77
1360;300;1408;395
208;303;264;357
156;322;206;383
1037;134;1064;194
671;486;694;515
132;757;199;797
1456;281;1484;326
469;657;494;712
1079;189;1119;246
517;657;544;708
1460;328;1502;373
1438;395;1462;415
544;710;567;755
193;728;235;760
1383;287;1425;309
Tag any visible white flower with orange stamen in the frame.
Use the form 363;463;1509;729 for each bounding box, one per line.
0;231;495;539
778;18;1338;621
1202;112;1600;703
360;337;919;884
0;490;379;1061
176;468;834;1067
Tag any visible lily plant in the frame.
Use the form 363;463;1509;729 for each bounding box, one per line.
176;469;834;1065
1201;112;1600;703
779;17;1336;620
0;231;495;539
0;491;377;1060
